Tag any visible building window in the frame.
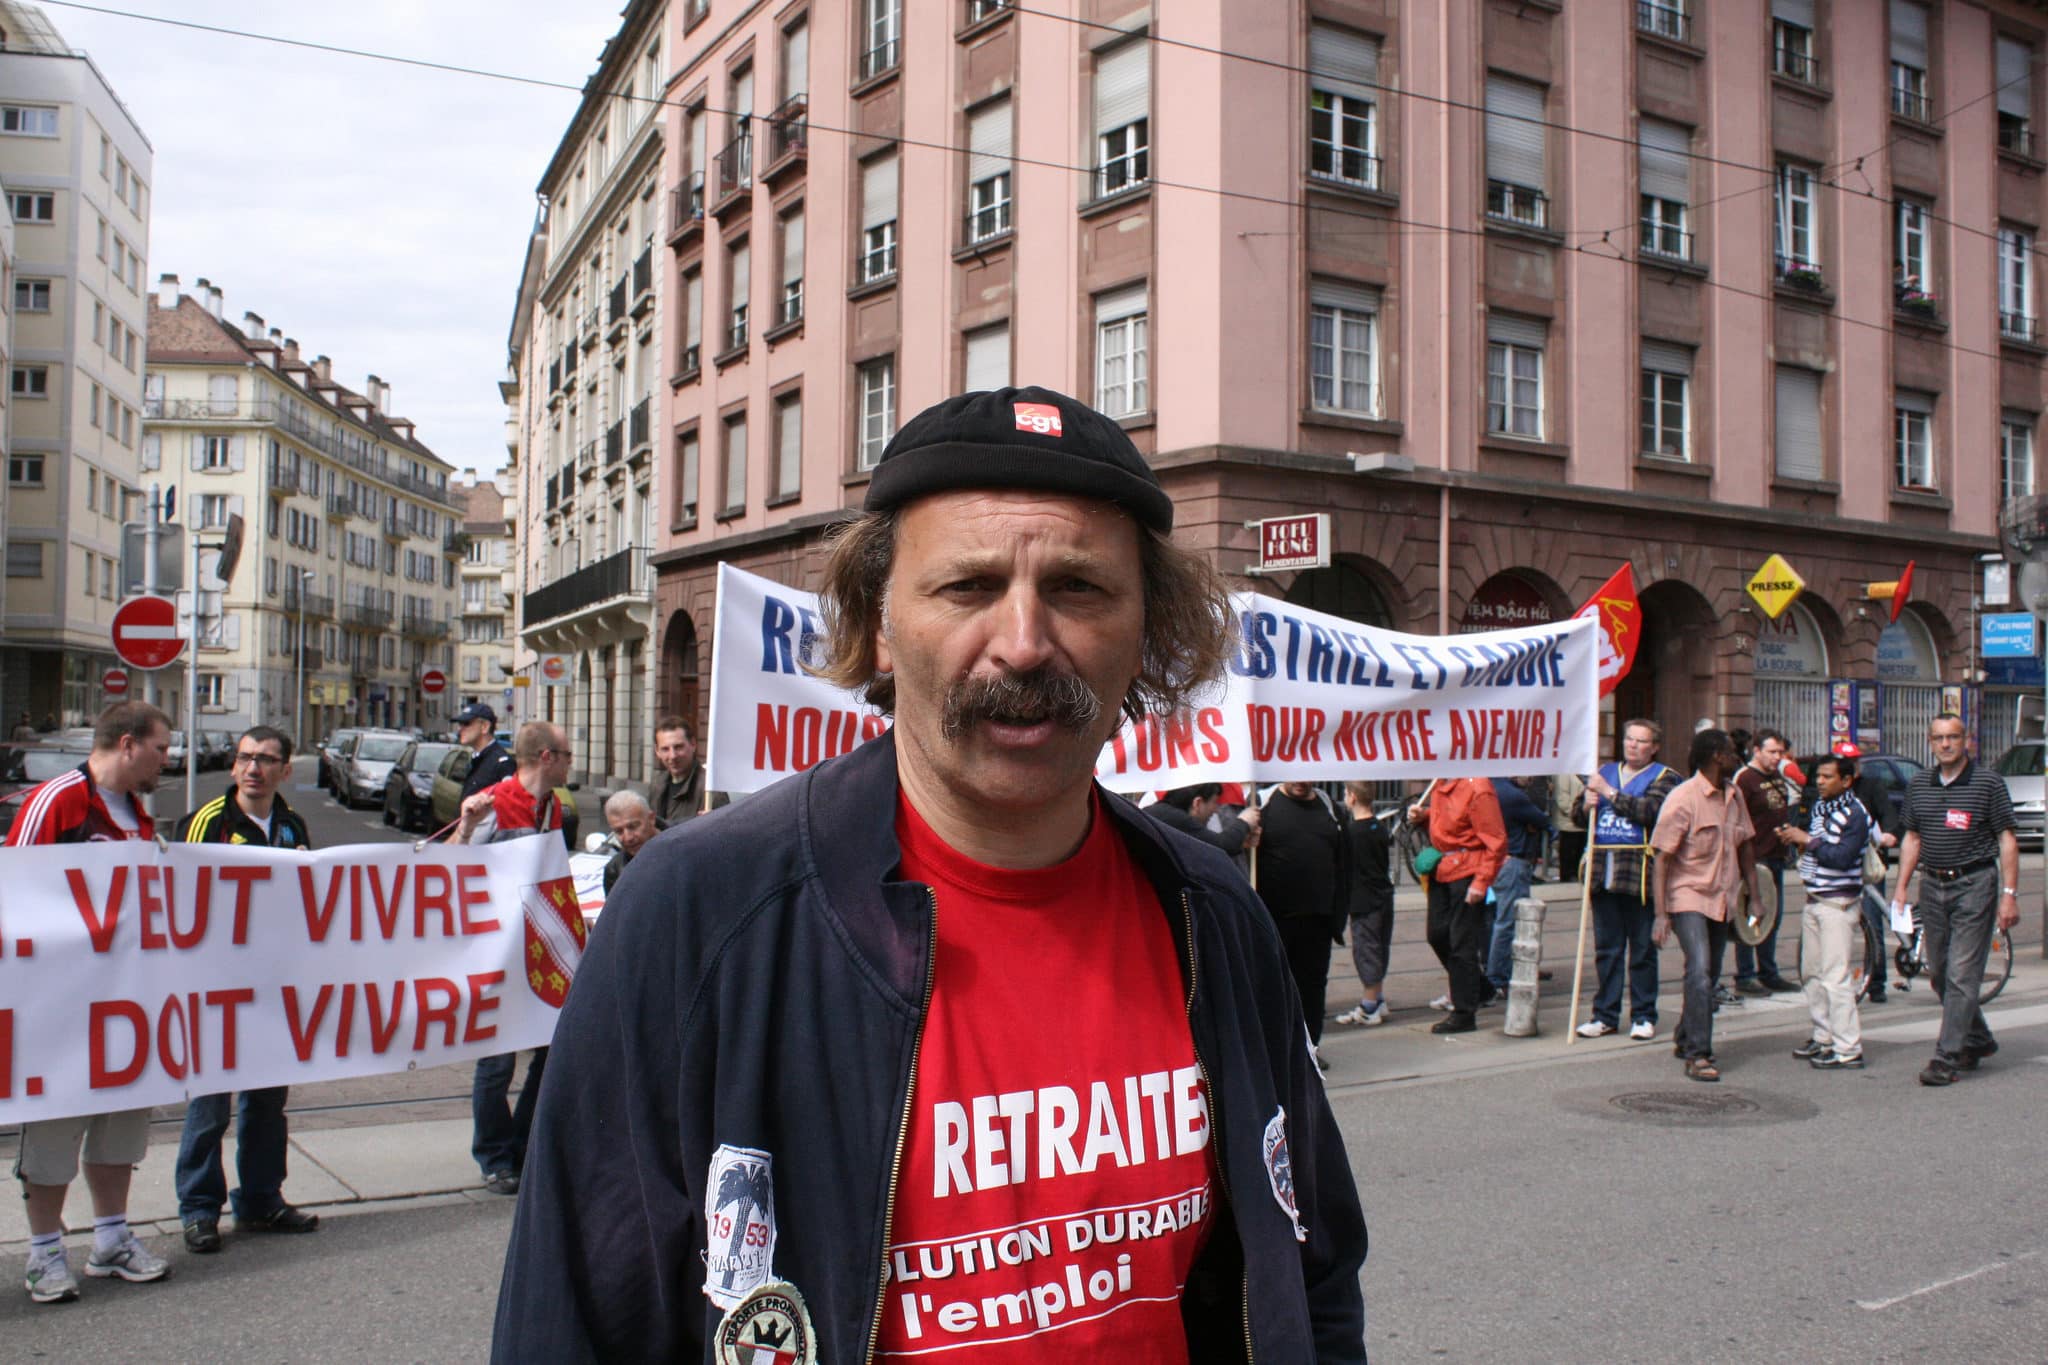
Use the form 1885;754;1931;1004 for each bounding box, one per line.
1486;315;1546;439
1638;0;1689;41
203;435;232;469
963;323;1010;393
1093;41;1150;199
1773;163;1818;280
1889;1;1931;120
1774;366;1824;480
2003;414;2037;503
6;191;54;222
1309;280;1379;417
857;357;896;470
859;153;899;283
778;208;804;325
1308;25;1379;190
11;365;48;397
725;240;751;351
1894;392;1936;489
860;0;900;80
721;414;748;513
9;453;45;485
1638;119;1692;260
773;392;802;499
464;657;483;684
675;429;700;522
1093;284;1150;419
197;493;231;529
681;267;702;373
13;278;50;311
1772;2;1817;82
1894;199;1932;308
1639;341;1694;460
6;542;43;578
967;99;1013;241
1998;36;2034;155
2000;227;2035;340
1484;75;1548;227
0;105;57;136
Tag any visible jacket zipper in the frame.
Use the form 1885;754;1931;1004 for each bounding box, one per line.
1178;890;1254;1364
865;888;938;1364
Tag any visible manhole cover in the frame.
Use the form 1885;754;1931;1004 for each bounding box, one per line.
1610;1089;1761;1119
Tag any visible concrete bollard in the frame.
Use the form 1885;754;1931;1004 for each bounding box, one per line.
1503;895;1547;1037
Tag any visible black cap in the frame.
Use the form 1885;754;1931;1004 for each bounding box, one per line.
862;386;1173;532
455;702;497;725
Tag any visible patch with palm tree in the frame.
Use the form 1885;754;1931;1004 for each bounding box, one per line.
705;1144;779;1308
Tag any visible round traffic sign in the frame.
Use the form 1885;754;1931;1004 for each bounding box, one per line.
102;668;130;696
420;669;447;695
540;654;568;683
111;594;186;670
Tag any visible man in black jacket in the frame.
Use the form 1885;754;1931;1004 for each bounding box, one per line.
494;387;1366;1363
455;702;515;800
1144;781;1260;856
1255;781;1352;1049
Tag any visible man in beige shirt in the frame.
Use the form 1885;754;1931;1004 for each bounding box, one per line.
1650;728;1757;1082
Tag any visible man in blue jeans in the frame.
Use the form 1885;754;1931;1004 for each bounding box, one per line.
1484;777;1549;1001
174;726;321;1252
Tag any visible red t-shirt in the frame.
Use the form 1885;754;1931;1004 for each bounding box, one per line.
877;793;1213;1361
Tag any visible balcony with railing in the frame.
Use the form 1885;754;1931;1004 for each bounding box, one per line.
382;509;405;541
629;398;651;454
678;342;701;378
965;0;1010;23
764;95;807;181
283;583;335;619
607;276;629;328
668;172;706;244
1308;149;1381;194
2000;115;2035;159
714;127;754;212
1635;0;1689;43
632;248;654;315
544;474;558;510
1639;219;1695;264
605;420;625;465
522;546;652;630
325;493;349;520
1484;180;1549;229
579;438;597;471
1890;69;1933;123
1774;253;1826;293
580;306;601;346
1894;276;1939;321
860;38;899;81
343;601;393;630
562;340;578;379
443;528;467;556
2002;310;2040;344
548;358;562;395
401;607;451;639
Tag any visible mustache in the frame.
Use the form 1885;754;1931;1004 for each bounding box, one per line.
940;667;1104;740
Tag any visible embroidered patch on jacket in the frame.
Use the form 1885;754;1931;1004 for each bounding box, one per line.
1262;1107;1306;1243
1013;401;1063;436
704;1144;779;1309
714;1281;817;1365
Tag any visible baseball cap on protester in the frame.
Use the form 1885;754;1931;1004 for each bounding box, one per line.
861;386;1175;532
456;702;497;726
1832;740;1862;759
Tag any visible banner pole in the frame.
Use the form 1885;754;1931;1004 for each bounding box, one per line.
1565;827;1595;1044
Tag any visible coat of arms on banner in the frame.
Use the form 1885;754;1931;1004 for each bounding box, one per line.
520;875;586;1008
704;1144;778;1309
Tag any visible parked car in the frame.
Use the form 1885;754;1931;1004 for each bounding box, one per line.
428;747;579;847
0;742;93;840
165;730;189;775
1995;741;2044;848
383;741;458;832
198;730;233;771
1793;751;1926;828
318;728;365;794
337;730;412;809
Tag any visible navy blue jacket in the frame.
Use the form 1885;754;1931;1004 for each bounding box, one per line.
1490;779;1548;860
493;733;1367;1363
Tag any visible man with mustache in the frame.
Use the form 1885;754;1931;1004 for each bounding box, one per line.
496;388;1367;1362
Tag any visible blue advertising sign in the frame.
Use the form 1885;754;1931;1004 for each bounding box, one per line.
1982;613;2038;660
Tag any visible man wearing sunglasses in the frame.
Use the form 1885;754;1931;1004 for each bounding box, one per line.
173;726;318;1254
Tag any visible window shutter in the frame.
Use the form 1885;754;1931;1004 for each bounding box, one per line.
1895;388;1936;415
690;108;707;176
224;613;242;650
1774;367;1823;480
1312;278;1378;315
1998;37;2033;117
777;397;802;491
1484;76;1546;190
1096;283;1148;325
1638;119;1691;202
1640;340;1692;375
1772;0;1815;25
730;244;750;308
1487;313;1547;349
862;154;897;229
1095;41;1148;136
965;325;1010;392
1890;1;1929;69
141;433;160;471
1309;24;1379;103
229;436;245;472
783;22;808;99
190;434;206;471
969;101;1011;184
733;68;754;119
782;213;804;285
685;273;701;348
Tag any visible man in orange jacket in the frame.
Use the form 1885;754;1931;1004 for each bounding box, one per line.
1410;778;1508;1033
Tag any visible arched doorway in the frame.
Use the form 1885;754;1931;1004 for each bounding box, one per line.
1284;555;1395;627
1611;579;1717;757
1877;608;1943;764
1752;599;1832;754
660;609;702;729
1458;569;1561;634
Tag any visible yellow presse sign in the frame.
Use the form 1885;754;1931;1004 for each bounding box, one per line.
1746;554;1805;621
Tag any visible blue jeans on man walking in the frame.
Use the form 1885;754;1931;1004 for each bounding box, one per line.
1484;855;1535;994
1590;890;1658;1028
472;1048;548;1178
1672;911;1730;1061
176;1087;293;1224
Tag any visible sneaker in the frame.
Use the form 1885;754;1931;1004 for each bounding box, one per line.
484;1170;520;1196
1918;1058;1959;1087
1733;978;1770;997
83;1232;169;1284
1629;1020;1656;1041
1334;1001;1388;1027
1576;1019;1617;1038
1712;984;1740;1008
1811;1050;1865;1070
24;1251;79;1305
1360;1000;1388;1026
1959;1040;1999;1072
1792;1037;1830;1060
1429;993;1453;1012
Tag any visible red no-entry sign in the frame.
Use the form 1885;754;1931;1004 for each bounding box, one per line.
102;669;130;696
420;669;447;695
111;594;185;671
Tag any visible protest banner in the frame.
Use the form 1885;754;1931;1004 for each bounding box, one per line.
706;563;1600;793
0;835;580;1126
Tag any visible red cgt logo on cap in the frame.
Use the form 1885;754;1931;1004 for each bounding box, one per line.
1014;402;1063;437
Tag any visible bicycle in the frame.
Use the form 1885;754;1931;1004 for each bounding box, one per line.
1796;887;2014;1005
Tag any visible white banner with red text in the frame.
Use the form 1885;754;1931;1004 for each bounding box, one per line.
0;835;583;1125
706;563;1599;794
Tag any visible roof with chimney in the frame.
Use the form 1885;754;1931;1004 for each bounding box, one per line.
459;480;507;534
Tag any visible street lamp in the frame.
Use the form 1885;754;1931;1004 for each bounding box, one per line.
294;567;316;749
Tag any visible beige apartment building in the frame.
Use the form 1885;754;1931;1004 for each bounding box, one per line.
600;0;2048;771
454;476;516;715
0;0;151;728
507;0;667;789
1;198;14;636
146;278;463;744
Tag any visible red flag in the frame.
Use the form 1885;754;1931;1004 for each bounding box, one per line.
1573;563;1642;698
1890;560;1915;624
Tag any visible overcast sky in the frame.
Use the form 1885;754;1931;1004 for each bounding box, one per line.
47;0;623;481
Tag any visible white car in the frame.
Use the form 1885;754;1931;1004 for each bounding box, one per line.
1996;741;2044;848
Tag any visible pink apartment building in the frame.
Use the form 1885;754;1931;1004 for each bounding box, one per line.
509;0;2048;786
